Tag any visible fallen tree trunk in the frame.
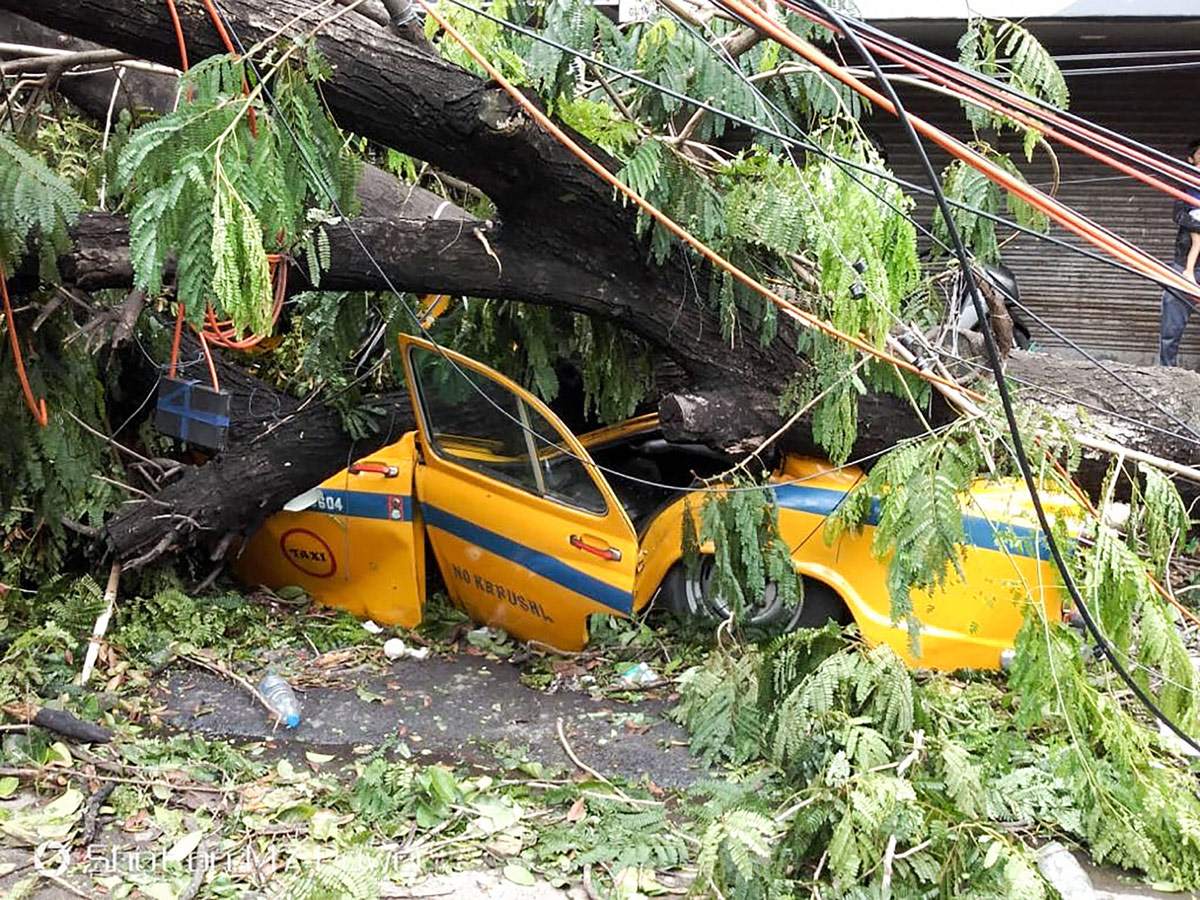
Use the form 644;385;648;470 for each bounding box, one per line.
16;0;1200;567
105;329;414;565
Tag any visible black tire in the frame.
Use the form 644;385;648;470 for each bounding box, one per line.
659;559;851;636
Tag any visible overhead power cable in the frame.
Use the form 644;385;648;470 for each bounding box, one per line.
783;0;1200;194
770;0;1200;755
711;0;1200;305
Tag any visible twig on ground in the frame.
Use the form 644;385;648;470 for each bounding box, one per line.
2;704;112;743
555;718;657;806
81;561;120;684
40;872;92;899
583;863;602;900
0;765;242;794
78;783;116;847
178;651;277;720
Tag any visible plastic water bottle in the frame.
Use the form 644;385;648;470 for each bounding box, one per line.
258;672;301;729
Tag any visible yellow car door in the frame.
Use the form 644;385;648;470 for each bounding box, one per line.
399;335;638;651
234;432;425;627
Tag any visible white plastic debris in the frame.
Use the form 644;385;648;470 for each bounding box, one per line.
618;661;659;687
362;620;383;635
383;637;430;661
1035;843;1096;900
1159;719;1200;757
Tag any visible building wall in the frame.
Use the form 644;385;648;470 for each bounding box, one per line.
863;33;1198;366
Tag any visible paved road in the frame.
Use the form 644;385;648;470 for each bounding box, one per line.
158;653;703;788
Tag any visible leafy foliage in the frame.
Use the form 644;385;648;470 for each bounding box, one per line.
0;309;124;585
678;606;1200;897
448;298;656;423
0;133;81;278
685;473;803;631
118;52;359;331
826;424;984;650
934;148;1049;264
958;17;1070;155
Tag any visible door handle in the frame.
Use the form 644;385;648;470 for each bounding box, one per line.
570;534;622;562
349;460;399;477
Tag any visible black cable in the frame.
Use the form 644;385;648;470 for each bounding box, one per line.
786;0;1200;754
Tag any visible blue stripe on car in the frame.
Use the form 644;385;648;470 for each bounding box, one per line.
314;489;412;522
422;505;634;616
773;484;1050;560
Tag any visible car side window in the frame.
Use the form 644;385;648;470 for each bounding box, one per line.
409;346;606;515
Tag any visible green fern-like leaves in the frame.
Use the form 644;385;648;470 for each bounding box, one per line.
0;133;82;278
958;18;1069;158
935;150;1048;264
827;427;983;650
119;53;358;331
689;474;803;631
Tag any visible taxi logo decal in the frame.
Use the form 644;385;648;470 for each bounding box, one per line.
280;528;337;578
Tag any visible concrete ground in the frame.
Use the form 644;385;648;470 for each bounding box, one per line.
157;653;702;788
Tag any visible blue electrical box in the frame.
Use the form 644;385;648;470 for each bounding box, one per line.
154;375;231;451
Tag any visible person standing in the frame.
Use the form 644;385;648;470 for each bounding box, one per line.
1157;138;1200;367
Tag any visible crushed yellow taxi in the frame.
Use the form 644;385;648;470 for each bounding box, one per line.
236;335;1074;671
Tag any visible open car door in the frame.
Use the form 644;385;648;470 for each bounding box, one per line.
400;335;638;651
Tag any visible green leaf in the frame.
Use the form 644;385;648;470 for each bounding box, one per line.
504;863;537;886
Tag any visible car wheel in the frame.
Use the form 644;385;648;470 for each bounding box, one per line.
659;559;850;635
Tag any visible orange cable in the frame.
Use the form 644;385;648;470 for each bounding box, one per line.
197;329;221;393
0;263;48;427
168;299;185;379
201;0;257;137
202;254;285;349
783;2;1200;200
165;0;190;72
852;31;1200;209
417;0;987;405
